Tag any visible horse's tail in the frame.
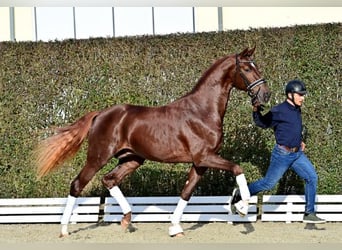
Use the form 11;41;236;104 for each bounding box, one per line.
35;111;100;179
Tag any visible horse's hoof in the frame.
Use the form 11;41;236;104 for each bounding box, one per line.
169;224;184;237
121;220;137;233
173;232;185;237
234;200;248;217
121;218;129;228
125;223;137;233
60;224;69;238
59;232;69;238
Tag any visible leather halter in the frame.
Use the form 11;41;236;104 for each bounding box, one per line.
235;54;267;98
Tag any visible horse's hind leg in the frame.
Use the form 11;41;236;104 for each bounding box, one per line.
169;165;207;237
59;162;103;237
102;155;144;232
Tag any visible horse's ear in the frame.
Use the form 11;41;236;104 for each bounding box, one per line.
247;46;256;56
239;47;256;58
239;48;249;57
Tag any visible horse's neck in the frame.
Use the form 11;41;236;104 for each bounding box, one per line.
194;57;235;117
175;56;235;120
197;81;233;118
177;78;234;121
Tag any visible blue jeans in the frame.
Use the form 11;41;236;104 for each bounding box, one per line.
248;144;318;214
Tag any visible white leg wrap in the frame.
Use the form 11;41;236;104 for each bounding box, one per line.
171;198;188;224
109;186;131;214
60;195;76;235
236;174;251;201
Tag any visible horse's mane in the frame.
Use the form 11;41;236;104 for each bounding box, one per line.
189;55;232;94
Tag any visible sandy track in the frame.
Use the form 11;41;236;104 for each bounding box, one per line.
0;221;341;244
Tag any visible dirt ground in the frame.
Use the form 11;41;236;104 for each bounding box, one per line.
0;221;341;244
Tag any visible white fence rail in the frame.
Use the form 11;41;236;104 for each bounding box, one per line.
0;195;341;224
261;195;342;223
0;197;101;223
103;195;258;223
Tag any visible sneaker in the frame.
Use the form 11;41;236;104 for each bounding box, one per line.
234;200;249;217
230;188;242;214
303;213;326;224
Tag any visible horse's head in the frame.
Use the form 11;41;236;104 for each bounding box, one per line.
233;47;271;104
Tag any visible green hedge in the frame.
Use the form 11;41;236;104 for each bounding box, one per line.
0;23;341;198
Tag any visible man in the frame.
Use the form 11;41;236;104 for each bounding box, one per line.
231;79;325;224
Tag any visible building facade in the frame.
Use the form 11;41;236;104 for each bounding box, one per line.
0;7;341;42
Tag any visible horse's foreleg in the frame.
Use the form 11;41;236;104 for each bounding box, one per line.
169;166;207;237
235;173;251;202
109;185;133;231
198;154;251;215
102;156;144;232
169;199;187;237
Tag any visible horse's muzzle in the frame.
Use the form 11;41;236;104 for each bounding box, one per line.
253;87;271;105
263;91;271;103
247;78;271;104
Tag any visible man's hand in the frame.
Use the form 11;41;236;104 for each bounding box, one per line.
252;105;264;112
252;101;264;112
301;141;306;151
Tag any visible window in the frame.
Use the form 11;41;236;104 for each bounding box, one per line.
114;7;154;37
75;7;113;39
153;7;194;35
36;7;74;41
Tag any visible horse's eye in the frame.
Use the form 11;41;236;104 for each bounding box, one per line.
244;67;252;72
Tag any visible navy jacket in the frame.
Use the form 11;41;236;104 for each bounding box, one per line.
253;101;302;148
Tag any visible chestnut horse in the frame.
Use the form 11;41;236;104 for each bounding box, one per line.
35;47;270;237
